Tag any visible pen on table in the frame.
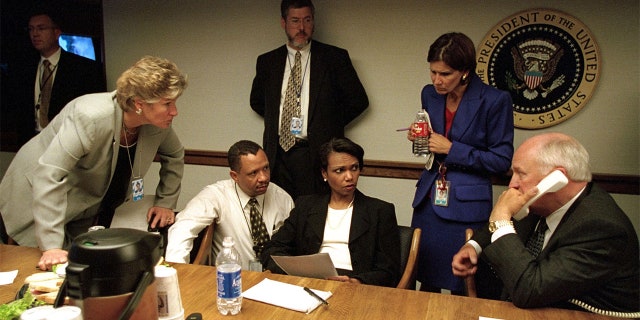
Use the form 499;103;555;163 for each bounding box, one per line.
396;127;410;132
304;286;329;306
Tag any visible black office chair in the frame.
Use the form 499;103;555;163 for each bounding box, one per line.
397;226;421;290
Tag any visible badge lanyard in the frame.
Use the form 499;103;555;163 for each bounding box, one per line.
434;107;456;206
287;51;310;136
123;121;143;201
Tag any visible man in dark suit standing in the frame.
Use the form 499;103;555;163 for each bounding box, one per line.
452;133;639;313
9;7;106;147
250;0;369;199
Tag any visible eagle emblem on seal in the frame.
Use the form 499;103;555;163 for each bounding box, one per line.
508;39;565;100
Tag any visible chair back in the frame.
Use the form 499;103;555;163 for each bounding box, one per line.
464;228;477;297
190;222;215;265
396;226;421;289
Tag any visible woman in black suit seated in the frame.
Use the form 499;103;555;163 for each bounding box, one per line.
261;137;401;287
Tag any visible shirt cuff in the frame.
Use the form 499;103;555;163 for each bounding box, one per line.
491;225;516;243
467;240;482;256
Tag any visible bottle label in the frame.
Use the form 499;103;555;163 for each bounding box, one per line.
217;269;242;299
412;122;428;137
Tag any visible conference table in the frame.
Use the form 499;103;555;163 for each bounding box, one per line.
1;244;613;319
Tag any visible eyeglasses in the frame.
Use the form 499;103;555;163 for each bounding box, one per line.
27;26;56;33
286;18;314;27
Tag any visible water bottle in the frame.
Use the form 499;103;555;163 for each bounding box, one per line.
412;109;430;157
216;236;242;315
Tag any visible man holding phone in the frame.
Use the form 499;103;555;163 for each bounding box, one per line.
452;133;639;313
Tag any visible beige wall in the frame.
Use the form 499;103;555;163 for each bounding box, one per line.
2;1;637;234
99;0;638;233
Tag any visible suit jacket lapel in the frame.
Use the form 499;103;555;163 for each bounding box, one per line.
307;194;330;244
448;77;483;140
349;191;370;243
267;46;288;117
427;91;446;134
308;41;325;124
110;99;122;183
539;183;592;258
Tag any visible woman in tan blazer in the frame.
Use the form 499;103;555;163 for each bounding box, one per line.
0;56;187;270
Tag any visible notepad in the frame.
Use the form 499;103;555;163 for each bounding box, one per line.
243;278;332;314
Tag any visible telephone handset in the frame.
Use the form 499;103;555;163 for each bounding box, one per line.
513;170;568;220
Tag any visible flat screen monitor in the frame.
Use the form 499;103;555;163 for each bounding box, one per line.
59;34;96;61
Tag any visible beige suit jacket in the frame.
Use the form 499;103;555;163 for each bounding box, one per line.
0;92;184;250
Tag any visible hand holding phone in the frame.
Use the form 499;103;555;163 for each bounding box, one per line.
513;170;568;220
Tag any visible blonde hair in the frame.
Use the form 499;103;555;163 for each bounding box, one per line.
116;56;188;111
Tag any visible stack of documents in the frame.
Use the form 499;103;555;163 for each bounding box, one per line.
243;278;332;313
271;253;338;279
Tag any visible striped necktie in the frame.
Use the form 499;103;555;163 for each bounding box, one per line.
38;59;53;128
249;197;270;257
279;51;302;151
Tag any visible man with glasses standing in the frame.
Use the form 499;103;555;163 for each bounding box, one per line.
250;0;369;199
8;7;105;147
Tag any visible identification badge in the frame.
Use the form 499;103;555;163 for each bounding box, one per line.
132;178;144;201
434;180;450;207
289;116;303;136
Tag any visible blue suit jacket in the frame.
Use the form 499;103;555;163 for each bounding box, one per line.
412;74;514;223
261;190;401;287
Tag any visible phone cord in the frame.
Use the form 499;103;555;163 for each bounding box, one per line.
568;299;640;318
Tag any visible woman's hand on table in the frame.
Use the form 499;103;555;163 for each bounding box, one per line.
38;249;68;271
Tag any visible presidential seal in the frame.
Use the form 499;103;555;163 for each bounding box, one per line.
476;8;600;129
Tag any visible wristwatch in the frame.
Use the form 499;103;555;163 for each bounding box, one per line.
488;220;513;233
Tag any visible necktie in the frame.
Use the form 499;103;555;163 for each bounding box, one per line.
39;59;53;128
248;198;270;257
525;218;548;257
279;51;302;152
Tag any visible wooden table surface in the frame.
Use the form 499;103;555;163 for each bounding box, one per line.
1;244;613;319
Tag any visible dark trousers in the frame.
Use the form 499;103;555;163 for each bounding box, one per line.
272;141;327;199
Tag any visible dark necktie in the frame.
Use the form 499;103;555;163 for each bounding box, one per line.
39;59;53;128
525;218;548;257
249;198;270;257
279;51;302;152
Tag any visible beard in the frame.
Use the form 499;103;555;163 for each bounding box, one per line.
288;32;311;49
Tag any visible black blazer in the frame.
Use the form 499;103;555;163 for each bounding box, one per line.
250;40;368;169
261;190;401;287
475;183;639;312
10;49;106;145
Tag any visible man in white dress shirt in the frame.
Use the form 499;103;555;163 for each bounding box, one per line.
165;140;294;269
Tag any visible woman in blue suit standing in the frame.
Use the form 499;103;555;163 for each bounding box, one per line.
408;32;514;294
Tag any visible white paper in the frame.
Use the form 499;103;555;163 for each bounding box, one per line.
0;270;18;285
243;278;332;313
271;253;338;279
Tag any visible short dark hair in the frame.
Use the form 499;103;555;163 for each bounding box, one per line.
281;0;315;19
28;3;62;29
319;137;364;170
427;32;476;74
227;140;263;171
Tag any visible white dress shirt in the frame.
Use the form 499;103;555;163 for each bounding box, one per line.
165;179;294;269
469;187;586;255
